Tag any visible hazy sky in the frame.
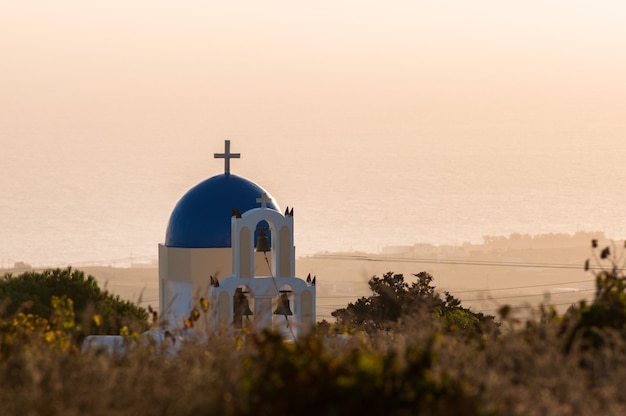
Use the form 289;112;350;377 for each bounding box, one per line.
2;1;626;265
2;1;625;135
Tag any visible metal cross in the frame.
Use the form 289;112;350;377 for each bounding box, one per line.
214;140;240;175
256;192;271;209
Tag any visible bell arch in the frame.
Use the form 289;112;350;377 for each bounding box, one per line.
232;206;294;279
253;220;273;276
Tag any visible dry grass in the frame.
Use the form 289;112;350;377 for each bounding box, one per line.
2;309;626;416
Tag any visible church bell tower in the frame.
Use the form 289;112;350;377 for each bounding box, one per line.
159;140;315;338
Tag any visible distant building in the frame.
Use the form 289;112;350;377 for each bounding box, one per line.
158;140;315;339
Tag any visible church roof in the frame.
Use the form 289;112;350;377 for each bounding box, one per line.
165;174;280;248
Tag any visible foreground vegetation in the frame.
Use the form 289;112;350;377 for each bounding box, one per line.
0;267;149;344
2;242;626;415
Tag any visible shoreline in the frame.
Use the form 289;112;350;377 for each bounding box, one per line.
2;231;611;320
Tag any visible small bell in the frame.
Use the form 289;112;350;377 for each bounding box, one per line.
255;228;271;253
273;293;293;316
242;304;253;316
233;288;253;327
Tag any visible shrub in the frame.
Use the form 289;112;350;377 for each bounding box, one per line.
332;271;496;338
0;296;77;358
0;267;148;342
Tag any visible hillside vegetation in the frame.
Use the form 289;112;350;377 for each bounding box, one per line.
2;241;626;415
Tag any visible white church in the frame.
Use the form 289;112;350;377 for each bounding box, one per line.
158;140;316;339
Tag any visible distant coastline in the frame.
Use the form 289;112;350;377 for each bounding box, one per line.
2;231;611;321
2;231;611;273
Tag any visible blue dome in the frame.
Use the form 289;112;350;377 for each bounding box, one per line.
165;174;280;248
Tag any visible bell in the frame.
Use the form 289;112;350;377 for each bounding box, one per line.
234;302;253;320
255;228;271;253
234;289;253;316
273;293;293;316
242;304;253;317
233;288;253;327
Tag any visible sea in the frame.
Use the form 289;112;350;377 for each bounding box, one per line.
1;122;625;268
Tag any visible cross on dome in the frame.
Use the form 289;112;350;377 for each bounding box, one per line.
256;192;271;209
214;140;241;175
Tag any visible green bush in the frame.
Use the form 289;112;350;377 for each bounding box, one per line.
332;271;496;339
559;241;626;353
0;267;148;342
